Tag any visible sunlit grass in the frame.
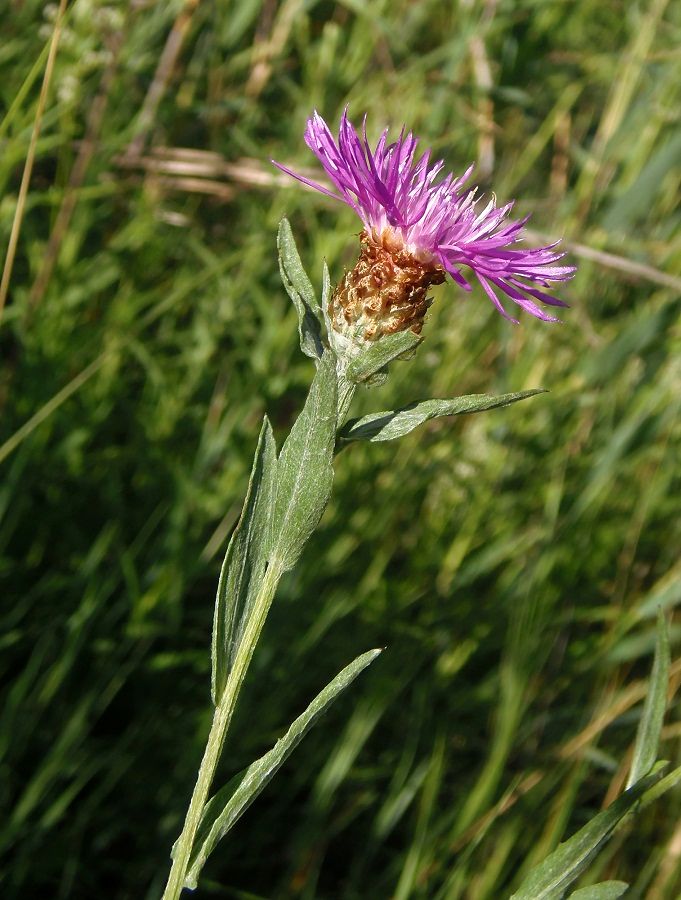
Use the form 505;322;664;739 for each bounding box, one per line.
1;1;680;897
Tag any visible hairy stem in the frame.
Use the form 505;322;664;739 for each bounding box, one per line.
161;563;281;900
163;361;353;898
337;372;356;426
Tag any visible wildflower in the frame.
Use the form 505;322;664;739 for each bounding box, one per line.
274;110;575;341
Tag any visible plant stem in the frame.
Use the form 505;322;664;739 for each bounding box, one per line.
337;372;356;426
161;563;281;900
163;363;351;898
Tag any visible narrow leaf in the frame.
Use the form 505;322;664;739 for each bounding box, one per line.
322;259;331;310
271;350;337;571
345;330;421;384
626;609;670;788
185;648;383;887
638;763;681;811
211;417;277;704
321;259;334;344
340;390;546;443
278;218;324;360
567;883;629;900
510;766;666;900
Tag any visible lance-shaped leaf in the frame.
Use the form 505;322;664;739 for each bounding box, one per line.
567;883;629;900
510;766;667;900
184;648;383;888
211;417;277;705
321;258;334;339
278;218;325;361
345;329;422;384
636;763;681;812
626;609;670;788
271;349;338;571
340;390;545;443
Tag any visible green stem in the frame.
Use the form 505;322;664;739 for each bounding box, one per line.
162;359;352;899
337;372;356;426
161;563;281;900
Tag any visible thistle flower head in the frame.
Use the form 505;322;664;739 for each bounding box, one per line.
274;110;575;340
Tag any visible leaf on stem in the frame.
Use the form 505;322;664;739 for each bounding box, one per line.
322;258;331;311
509;766;667;900
626;609;670;788
211;417;277;705
184;648;383;888
345;330;422;384
321;258;334;338
278;218;325;361
567;883;629;900
339;390;546;443
637;763;681;812
271;349;338;571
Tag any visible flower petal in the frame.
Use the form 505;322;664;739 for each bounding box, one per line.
273;111;576;323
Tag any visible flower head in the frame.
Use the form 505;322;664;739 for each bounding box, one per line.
274;110;575;339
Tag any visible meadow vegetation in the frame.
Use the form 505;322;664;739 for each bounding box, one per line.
1;1;680;897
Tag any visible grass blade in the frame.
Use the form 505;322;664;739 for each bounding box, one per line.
626;610;670;788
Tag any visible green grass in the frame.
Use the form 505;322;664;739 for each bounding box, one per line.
1;1;680;897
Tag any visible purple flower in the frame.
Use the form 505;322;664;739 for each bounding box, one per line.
273;110;575;324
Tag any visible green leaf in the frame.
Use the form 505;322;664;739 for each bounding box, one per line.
277;218;325;360
509;766;666;900
322;259;331;310
185;648;383;888
271;349;338;571
345;330;421;384
638;763;681;811
211;417;277;705
321;258;334;340
340;390;546;443
626;610;670;788
567;882;629;900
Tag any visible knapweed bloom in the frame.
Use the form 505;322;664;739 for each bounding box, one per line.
274;110;575;342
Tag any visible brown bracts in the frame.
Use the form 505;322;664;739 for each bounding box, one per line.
329;229;446;341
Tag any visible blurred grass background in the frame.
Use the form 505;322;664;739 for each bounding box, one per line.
1;0;680;897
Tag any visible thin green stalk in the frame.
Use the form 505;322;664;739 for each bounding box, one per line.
0;0;68;325
163;356;350;897
337;372;356;426
161;563;282;900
